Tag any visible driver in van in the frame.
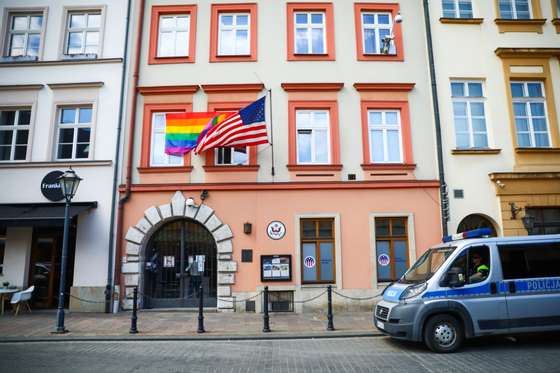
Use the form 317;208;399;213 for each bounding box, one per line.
469;253;489;283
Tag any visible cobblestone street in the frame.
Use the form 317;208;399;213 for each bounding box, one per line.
2;334;560;373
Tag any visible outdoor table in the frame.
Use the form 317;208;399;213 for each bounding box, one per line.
0;288;19;315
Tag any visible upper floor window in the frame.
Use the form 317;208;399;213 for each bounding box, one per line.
499;0;531;19
296;110;330;164
0;108;31;161
451;81;488;148
368;110;402;163
442;0;473;18
56;106;92;160
151;112;183;167
65;11;101;55
215;147;248;165
218;13;250;55
511;81;550;148
5;13;42;57
287;3;334;61
362;12;395;55
157;14;189;57
294;12;326;54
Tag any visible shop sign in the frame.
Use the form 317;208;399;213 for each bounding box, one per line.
304;256;316;269
378;254;391;267
40;171;64;202
266;221;286;240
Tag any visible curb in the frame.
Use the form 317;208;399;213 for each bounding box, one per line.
0;331;383;344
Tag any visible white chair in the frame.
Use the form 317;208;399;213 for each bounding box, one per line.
11;286;34;316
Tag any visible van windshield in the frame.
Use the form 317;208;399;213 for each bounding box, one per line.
398;247;456;284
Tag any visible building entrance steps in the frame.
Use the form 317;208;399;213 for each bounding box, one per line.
0;310;379;341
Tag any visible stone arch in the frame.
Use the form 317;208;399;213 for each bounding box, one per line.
457;213;499;237
121;191;236;310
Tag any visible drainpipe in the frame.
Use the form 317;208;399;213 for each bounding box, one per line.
114;0;146;311
105;0;133;313
423;0;449;236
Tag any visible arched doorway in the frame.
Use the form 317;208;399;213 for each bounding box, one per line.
143;219;217;308
457;214;498;237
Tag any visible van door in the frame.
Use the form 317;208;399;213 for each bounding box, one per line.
498;241;560;332
439;244;509;335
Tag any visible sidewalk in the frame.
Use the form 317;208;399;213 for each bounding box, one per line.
0;310;381;341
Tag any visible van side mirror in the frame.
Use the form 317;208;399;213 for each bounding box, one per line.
447;267;465;288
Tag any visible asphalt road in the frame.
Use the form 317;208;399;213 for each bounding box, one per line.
1;334;559;373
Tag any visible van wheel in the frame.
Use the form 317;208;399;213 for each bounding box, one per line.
423;314;464;353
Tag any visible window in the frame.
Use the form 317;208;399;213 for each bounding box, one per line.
368;110;402;163
499;0;531;19
301;218;335;284
215;147;248;165
444;246;490;285
294;12;326;54
150;112;183;167
218;13;250;55
451;81;488;148
361;12;395;55
287;3;334;61
375;217;409;282
525;208;560;235
442;0;473;18
55;107;92;160
5;13;42;57
499;242;560;279
0;108;31;161
511;81;550;148
157;14;189;57
296;110;330;164
65;11;101;55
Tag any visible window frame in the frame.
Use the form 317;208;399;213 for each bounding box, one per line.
54;105;94;161
293;11;327;55
451;80;490;149
2;8;47;60
361;12;394;55
218;13;250;56
210;3;257;62
5;12;43;57
367;109;403;163
374;217;410;282
156;14;190;58
148;5;197;64
511;81;551;148
442;0;474;18
300;218;336;284
0;107;32;162
63;9;103;56
498;0;532;19
287;3;335;61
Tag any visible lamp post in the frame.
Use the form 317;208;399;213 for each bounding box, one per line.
54;168;82;333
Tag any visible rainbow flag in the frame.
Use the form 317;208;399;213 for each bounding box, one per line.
165;112;217;155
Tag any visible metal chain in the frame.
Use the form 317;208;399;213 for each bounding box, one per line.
67;293;108;304
293;290;328;304
332;289;383;301
216;291;263;303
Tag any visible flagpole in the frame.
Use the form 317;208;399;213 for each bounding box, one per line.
268;89;275;177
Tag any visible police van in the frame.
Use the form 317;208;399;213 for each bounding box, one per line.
374;229;560;352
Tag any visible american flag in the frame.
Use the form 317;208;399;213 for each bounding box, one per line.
194;96;269;154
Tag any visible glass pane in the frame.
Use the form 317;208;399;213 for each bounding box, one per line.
387;130;401;162
160;16;175;29
468;83;483;97
158;31;174;56
510;83;524;97
302;220;316;239
391;218;406;236
376;241;391;281
18;110;31;125
458;1;473;18
297;131;311;163
87;14;101;28
534;134;549;147
302;243;317;282
514;102;527;116
515;118;529;132
236;30;249;54
311;28;324;53
453;102;467;116
499;0;513;18
221;15;234;26
319;242;334;282
57;144;73;159
473;134;488;148
472;118;487;132
368;111;382;125
0;111;16;125
318;220;332;238
313;110;328;124
70;14;86;28
394;240;408;278
451;82;464;97
76;143;89;158
470;102;485;117
364;29;376;54
59;128;74;143
532;118;547;132
454;117;468;132
85;32;99;46
14;145;26;160
176;16;189;30
151;132;167;165
61;108;76;124
67;32;83;53
456;133;470;148
79;108;92;123
296;111;310;127
311;14;324;24
377;14;390;24
10;34;25;49
385;112;398;125
375;218;390;236
295;13;308;24
527;83;543;97
363;14;375;24
0;131;13;145
77;128;91;142
515;0;530;19
530;102;545;117
0;146;10;161
237;15;249;26
517;133;531;147
295;28;308;53
13;16;28;30
175;31;188;55
27;34;40;56
232;147;248;165
371;130;384;162
15;130;28;145
315;129;328;163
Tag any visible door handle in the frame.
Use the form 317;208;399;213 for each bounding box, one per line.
508;281;516;294
490;282;497;294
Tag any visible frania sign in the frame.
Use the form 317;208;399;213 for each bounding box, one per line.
41;171;65;202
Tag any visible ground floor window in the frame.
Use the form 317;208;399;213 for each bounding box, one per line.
525;207;560;235
375;217;409;282
300;218;335;284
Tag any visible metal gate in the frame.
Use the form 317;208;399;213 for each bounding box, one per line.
143;219;217;308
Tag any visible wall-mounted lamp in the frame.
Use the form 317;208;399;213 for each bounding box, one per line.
509;202;523;220
200;189;209;201
243;222;252;235
186;197;195;207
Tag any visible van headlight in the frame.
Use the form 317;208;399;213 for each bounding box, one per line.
399;282;427;300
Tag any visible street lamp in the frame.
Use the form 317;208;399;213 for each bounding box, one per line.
55;168;82;333
381;12;403;55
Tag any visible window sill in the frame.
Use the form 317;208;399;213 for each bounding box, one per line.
439;17;484;24
62;53;98;60
451;148;502;155
203;165;259;172
287;164;343;171
137;166;193;174
0;58;122;67
210;54;256;63
515;147;560;154
361;163;416;171
357;53;403;62
494;18;546;33
149;56;194;65
288;53;335;61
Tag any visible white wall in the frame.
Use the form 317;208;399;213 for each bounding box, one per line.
2;228;33;287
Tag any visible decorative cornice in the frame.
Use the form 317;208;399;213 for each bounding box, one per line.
439;17;484;25
495;47;560;58
201;83;265;94
515;147;560;154
137;166;193;174
287;164;343;171
451;148;502;155
281;83;344;92
353;83;415;92
137;85;199;95
48;82;104;89
489;172;560;180
361;163;416;171
0;84;44;91
494;18;546;25
0;58;123;67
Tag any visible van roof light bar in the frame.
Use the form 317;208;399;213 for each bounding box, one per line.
442;228;493;243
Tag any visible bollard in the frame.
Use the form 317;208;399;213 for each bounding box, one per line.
129;287;138;334
262;286;270;332
197;285;205;333
327;285;335;331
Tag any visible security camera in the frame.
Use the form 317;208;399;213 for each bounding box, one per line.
186;197;195;207
394;13;403;23
496;180;505;189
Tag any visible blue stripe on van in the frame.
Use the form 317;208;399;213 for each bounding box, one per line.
423;284;490;299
